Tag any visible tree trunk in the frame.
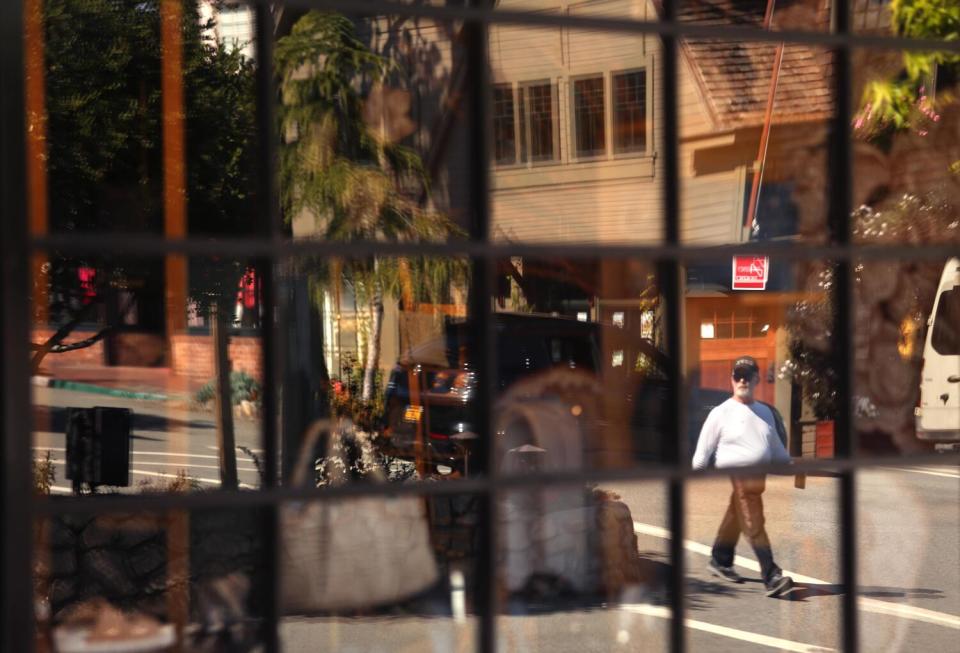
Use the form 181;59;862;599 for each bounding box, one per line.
212;303;238;489
361;294;384;402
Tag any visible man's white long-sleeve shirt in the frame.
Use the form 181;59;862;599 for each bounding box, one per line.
692;398;791;470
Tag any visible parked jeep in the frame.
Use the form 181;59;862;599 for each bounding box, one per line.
379;313;671;474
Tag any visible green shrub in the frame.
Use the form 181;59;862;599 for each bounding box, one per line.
195;370;261;406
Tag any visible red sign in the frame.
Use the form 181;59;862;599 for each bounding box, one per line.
732;256;769;290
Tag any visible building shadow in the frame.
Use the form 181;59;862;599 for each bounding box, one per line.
33;405;215;434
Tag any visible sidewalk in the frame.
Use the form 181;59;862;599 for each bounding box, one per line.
33;364;205;403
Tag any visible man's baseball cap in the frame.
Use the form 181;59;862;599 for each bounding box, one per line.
732;356;759;376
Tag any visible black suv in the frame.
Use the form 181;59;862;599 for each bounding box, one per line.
379;313;671;474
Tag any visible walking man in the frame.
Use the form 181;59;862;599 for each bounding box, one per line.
692;356;794;597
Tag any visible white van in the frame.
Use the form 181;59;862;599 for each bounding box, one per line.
916;258;960;442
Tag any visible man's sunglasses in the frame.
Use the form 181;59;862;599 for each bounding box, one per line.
732;370;756;382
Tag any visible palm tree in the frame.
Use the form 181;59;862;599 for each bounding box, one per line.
276;11;465;401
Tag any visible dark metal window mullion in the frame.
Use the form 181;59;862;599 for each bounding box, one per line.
829;0;858;651
659;0;685;651
317;0;960;54
254;3;281;651
464;14;499;653
29;231;960;265
1;0;36;650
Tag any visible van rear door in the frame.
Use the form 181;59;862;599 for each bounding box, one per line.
918;262;960;440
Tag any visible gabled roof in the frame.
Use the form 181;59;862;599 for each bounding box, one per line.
676;0;836;130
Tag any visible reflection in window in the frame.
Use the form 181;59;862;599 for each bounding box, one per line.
613;70;646;154
574;76;606;157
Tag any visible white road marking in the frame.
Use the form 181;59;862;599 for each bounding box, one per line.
884;467;960;479
208;445;263;454
620;603;835;652
634;521;960;631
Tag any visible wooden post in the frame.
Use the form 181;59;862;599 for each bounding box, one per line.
212;303;238;489
160;9;192;643
161;0;187;355
165;510;190;651
24;0;48;326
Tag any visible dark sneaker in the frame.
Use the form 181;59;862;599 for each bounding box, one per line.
764;572;794;597
708;559;743;583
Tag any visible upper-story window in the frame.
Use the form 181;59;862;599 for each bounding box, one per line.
613;69;647;154
520;82;558;163
573;75;606;157
493;81;559;166
571;68;651;161
493;84;518;165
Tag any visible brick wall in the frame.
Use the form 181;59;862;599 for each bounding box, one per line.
170;333;262;381
32;328;106;368
34;328;263;383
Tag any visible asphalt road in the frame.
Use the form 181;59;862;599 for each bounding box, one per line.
277;469;958;653
31;387;959;652
32;386;264;492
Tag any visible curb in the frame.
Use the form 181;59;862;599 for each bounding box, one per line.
32;376;170;402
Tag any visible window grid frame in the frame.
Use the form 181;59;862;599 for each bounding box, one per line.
570;72;608;160
611;66;648;155
3;1;959;653
519;79;559;164
492;82;518;166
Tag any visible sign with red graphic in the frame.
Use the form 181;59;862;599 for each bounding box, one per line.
732;256;769;290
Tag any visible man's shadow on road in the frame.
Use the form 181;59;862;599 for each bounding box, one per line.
739;578;946;602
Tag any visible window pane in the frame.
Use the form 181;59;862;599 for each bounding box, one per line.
574;77;606;157
932;288;960;356
687;259;836;463
613;70;647;154
715;322;733;340
488;22;663;244
526;83;556;162
499;481;668;652
492;257;672;474
34;507;268;649
853;0;895;34
277;13;466;243
278;255;476;482
685;474;840;649
857;464;960;652
32;0;262;236
498;0;660;22
679;39;834;245
494;85;517;165
519;86;528;164
852;48;960;249
679;0;831;32
32;252;265;496
855;258;960;456
278;491;478;650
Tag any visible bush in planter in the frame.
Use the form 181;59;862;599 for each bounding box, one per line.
195;370;261;407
